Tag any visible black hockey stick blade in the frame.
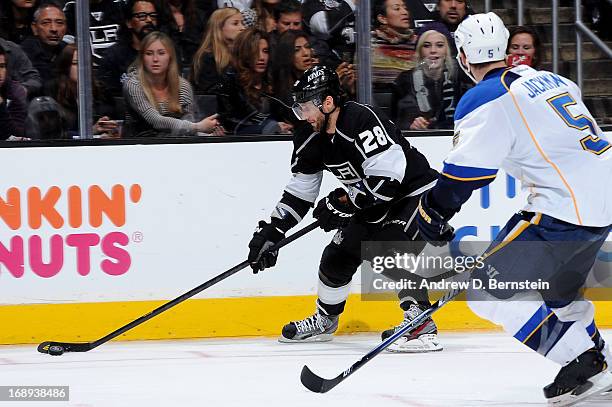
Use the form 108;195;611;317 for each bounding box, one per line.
37;221;319;356
300;365;344;393
38;341;93;354
300;273;470;392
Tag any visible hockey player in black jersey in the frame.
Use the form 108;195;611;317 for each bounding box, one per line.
247;65;442;352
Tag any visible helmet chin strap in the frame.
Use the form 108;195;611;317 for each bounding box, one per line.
456;52;478;84
319;103;338;135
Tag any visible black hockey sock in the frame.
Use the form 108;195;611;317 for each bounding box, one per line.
317;299;344;317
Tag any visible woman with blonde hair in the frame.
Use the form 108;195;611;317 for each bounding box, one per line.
391;28;461;130
191;7;245;93
124;31;220;137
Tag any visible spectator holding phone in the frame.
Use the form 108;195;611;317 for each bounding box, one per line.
123;31;221;137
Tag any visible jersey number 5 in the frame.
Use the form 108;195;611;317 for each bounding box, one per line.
547;92;611;155
358;126;390;154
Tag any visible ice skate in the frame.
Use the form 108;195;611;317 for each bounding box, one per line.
381;303;443;353
591;330;612;401
279;311;338;343
544;348;612;406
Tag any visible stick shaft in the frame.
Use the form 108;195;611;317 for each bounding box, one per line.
89;221;319;348
38;221;319;353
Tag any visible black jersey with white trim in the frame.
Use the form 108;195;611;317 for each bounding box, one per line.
64;0;125;65
272;101;437;228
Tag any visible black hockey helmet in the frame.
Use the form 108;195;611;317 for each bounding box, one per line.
292;65;343;109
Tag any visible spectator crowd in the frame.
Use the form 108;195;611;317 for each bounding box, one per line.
0;0;548;139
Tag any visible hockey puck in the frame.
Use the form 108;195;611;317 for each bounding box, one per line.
48;345;64;356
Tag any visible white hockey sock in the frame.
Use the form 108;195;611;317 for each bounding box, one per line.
468;292;595;366
317;276;351;307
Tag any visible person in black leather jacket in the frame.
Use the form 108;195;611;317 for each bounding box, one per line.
216;28;291;134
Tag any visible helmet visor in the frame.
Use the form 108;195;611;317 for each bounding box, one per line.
291;100;319;121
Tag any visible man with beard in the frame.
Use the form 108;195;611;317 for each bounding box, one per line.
97;0;159;97
21;3;68;87
63;0;125;65
421;0;472;55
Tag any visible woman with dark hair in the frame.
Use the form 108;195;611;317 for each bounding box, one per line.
506;26;542;69
270;29;312;123
253;0;278;32
0;45;27;139
216;28;291;134
45;44;117;138
124;31;221;137
371;0;417;90
160;0;206;66
0;0;37;44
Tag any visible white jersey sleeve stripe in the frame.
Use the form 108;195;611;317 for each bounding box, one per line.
285;172;323;203
442;162;498;182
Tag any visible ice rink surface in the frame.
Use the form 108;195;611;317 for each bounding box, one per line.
0;331;611;407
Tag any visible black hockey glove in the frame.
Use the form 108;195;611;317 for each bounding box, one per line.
313;188;356;232
416;191;455;246
248;220;285;273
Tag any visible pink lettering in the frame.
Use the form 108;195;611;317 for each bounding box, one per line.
66;233;100;276
101;232;131;276
0;236;24;277
29;235;64;278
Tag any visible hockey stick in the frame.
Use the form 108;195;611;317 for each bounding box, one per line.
301;270;470;393
38;221;320;356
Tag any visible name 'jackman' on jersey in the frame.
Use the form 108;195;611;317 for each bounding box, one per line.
444;65;612;227
64;0;125;65
280;101;438;225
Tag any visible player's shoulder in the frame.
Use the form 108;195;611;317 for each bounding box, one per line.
341;101;391;128
511;66;577;97
343;100;384;116
455;68;513;121
292;123;321;152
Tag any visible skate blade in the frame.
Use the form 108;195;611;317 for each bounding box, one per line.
385;334;443;353
547;371;612;406
278;334;334;343
591;385;612;401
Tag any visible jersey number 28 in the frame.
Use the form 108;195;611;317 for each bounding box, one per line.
547;92;611;155
358;126;391;154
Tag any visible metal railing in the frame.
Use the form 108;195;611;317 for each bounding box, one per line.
356;0;372;105
75;1;93;139
517;0;524;25
574;0;612;89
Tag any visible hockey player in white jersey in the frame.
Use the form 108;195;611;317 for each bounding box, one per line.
246;65;443;352
416;12;612;406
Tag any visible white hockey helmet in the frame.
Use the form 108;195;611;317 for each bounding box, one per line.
455;12;509;81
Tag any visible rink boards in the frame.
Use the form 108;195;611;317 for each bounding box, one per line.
0;136;610;344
